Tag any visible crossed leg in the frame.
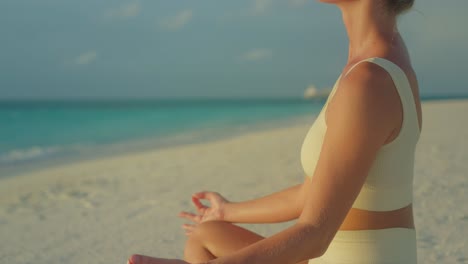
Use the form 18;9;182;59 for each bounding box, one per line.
184;221;262;263
128;221;309;264
184;220;309;264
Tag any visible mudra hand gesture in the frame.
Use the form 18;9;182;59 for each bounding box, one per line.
178;191;229;235
127;192;228;264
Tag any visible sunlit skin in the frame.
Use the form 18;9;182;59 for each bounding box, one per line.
127;0;422;263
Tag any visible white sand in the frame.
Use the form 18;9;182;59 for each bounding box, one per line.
0;100;467;264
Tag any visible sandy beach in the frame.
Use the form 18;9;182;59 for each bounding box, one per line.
0;100;467;264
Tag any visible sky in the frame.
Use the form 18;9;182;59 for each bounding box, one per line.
0;0;467;100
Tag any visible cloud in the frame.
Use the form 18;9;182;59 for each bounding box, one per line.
248;0;274;16
159;10;193;31
104;2;140;20
239;49;273;61
288;0;308;8
74;51;97;65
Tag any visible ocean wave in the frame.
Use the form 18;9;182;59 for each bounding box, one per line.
0;146;61;163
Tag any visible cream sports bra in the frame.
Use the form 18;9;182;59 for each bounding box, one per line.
300;57;421;211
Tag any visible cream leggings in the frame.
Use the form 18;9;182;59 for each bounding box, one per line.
308;228;417;264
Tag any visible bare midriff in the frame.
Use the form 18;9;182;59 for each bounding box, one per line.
339;204;414;230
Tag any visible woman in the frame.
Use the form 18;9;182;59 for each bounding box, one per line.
128;0;422;263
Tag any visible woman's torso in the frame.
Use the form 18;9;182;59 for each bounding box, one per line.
301;53;422;231
342;55;421;231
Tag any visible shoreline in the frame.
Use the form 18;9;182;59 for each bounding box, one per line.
0;112;316;179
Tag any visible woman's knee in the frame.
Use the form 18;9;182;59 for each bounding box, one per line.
184;222;224;262
191;220;231;241
184;220;232;255
184;221;262;261
184;234;204;257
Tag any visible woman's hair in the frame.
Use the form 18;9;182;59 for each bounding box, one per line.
388;0;414;14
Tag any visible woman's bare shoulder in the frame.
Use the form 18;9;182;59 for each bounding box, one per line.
326;62;403;142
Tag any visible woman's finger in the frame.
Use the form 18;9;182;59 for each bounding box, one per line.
178;211;201;223
182;223;196;233
191;196;208;214
182;223;196;229
184;226;194;236
179;211;202;223
192;191;209;199
194;191;222;202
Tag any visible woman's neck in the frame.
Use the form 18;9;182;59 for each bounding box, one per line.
337;0;398;63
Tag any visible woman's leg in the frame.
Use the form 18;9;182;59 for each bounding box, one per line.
184;220;309;264
184;221;263;263
128;221;309;264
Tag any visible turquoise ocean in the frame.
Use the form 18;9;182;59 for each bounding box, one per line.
0;99;325;177
1;95;465;177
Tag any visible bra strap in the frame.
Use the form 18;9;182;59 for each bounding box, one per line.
340;57;420;138
363;57;420;137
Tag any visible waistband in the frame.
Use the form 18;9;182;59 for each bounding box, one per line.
332;228;416;242
310;228;418;263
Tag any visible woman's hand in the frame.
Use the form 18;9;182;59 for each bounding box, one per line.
178;191;229;235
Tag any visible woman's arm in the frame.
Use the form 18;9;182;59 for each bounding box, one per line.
205;63;400;264
223;181;307;223
180;180;308;225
